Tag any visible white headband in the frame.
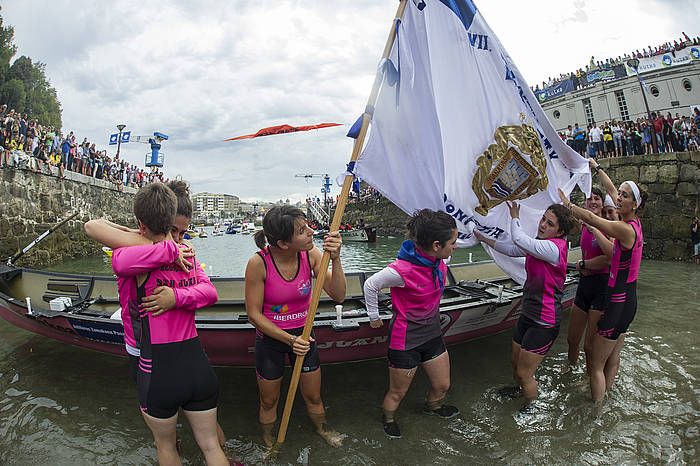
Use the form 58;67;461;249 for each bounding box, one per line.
604;194;617;208
623;181;641;207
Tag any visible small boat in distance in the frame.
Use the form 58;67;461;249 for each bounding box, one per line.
198;228;208;238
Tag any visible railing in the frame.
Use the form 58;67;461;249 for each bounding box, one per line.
306;198;330;223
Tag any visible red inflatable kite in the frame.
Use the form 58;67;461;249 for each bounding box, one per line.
224;123;342;141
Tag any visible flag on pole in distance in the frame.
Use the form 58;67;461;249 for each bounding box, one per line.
109;133;118;145
353;0;591;284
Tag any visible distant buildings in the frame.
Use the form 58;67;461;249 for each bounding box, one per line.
191;192;240;220
542;61;700;131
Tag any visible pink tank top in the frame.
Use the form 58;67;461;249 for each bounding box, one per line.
580;227;609;275
608;218;643;287
258;247;313;330
522;237;568;327
387;251;447;351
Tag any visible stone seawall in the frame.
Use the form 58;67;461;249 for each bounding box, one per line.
343;151;700;261
597;151;699;261
0;167;137;268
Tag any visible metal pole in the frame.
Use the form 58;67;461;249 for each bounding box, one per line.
116;124;126;160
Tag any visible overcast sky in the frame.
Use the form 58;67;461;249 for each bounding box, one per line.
4;0;698;202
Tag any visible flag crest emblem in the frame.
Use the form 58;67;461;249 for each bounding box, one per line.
472;124;548;215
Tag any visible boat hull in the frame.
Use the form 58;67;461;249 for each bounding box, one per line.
0;253;580;367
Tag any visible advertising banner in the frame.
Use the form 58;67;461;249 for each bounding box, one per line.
626;47;699;75
535;79;574;102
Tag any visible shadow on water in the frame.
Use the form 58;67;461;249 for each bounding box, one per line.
2;258;698;464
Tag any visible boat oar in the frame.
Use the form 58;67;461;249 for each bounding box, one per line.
6;211;80;266
271;0;409;451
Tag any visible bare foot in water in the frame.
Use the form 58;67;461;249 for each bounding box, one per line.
317;427;344;447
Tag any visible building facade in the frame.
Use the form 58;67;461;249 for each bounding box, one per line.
192;192;240;218
542;61;700;132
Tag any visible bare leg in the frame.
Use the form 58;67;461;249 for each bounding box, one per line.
141;411;181;466
516;350;546;401
300;369;343;447
604;334;625;391
182;408;228;466
583;310;603;376
589;333;618;403
421;351;451;405
256;377;282;447
566;306;588;367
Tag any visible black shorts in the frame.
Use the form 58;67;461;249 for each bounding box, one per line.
255;327;320;380
513;317;559;356
387;335;446;369
598;282;637;340
137;337;219;419
573;273;608;312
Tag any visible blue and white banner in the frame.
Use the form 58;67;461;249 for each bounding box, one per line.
109;133;118;145
354;0;590;283
121;131;131;143
535;79;574;103
625;47;699;75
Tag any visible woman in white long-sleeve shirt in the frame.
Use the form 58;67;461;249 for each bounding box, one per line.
363;209;458;439
476;201;574;402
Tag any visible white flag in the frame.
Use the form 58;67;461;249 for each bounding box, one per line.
354;0;591;284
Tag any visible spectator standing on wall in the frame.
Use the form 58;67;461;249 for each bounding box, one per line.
573;125;585;154
588;123;603;158
652;113;665;153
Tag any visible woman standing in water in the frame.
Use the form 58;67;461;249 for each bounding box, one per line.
476;202;574;403
244;206;346;447
363;209;459;439
559;180;646;403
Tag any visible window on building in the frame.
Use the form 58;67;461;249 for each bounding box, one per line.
682;79;692;92
615;90;630;122
649;85;660;97
582;98;594;126
553;110;561;119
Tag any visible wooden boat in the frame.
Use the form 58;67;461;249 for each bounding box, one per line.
0;249;581;366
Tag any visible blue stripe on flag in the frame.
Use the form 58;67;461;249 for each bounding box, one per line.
438;0;478;31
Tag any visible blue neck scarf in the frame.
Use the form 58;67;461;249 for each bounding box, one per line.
396;240;444;290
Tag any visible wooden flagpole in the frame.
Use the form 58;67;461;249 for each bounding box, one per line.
274;0;409;446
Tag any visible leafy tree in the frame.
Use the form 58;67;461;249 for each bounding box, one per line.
0;78;25;110
0;7;62;127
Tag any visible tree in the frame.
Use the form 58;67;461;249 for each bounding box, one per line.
0;78;25;110
0;8;62;127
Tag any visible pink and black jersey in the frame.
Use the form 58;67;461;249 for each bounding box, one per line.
258;247;313;330
521;237;568;327
112;241;218;355
580;227;609;275
387;242;448;351
607;218;644;291
113;242;179;356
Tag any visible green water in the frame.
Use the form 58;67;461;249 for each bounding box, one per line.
0;234;698;464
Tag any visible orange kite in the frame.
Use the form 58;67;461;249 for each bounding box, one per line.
224;123;342;141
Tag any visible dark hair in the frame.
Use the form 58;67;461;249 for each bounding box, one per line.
254;206;306;249
133;182;177;235
547;204;575;236
589;186;604;200
406;209;457;250
167;180;193;219
636;187;648;211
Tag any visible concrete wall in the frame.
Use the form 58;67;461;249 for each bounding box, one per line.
0;167;136;267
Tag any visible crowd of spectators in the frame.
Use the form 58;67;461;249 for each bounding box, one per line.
531;33;700;93
561;107;700;158
0;103;166;190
